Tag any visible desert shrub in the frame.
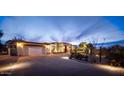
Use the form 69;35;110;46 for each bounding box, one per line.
106;45;124;67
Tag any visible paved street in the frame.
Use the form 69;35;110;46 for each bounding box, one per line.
0;54;124;76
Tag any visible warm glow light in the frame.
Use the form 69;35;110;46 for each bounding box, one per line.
45;45;52;53
16;42;24;47
61;56;69;60
46;45;50;49
95;54;99;57
54;48;57;52
96;64;124;72
83;44;87;48
0;62;31;72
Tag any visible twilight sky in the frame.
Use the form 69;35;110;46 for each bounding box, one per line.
0;16;124;45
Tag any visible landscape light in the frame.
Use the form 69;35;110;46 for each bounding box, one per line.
61;56;69;60
96;64;124;72
0;62;31;72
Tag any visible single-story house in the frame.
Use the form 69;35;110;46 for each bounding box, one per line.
6;40;76;56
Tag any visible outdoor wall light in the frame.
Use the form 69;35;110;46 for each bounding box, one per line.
16;42;24;47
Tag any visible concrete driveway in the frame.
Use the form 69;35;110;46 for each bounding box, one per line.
0;54;124;76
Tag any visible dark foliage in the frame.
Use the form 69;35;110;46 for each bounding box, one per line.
106;45;124;66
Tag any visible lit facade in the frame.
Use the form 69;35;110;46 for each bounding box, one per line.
6;40;76;56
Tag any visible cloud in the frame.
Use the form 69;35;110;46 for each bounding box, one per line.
1;16;124;44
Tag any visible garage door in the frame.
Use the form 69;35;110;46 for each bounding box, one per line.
28;47;43;56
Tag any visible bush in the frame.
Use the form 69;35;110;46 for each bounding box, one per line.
106;45;124;67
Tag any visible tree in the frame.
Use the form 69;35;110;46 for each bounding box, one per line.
87;43;94;55
0;30;3;44
79;42;87;48
15;33;25;40
99;38;106;63
91;38;106;63
0;30;4;53
79;42;95;54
